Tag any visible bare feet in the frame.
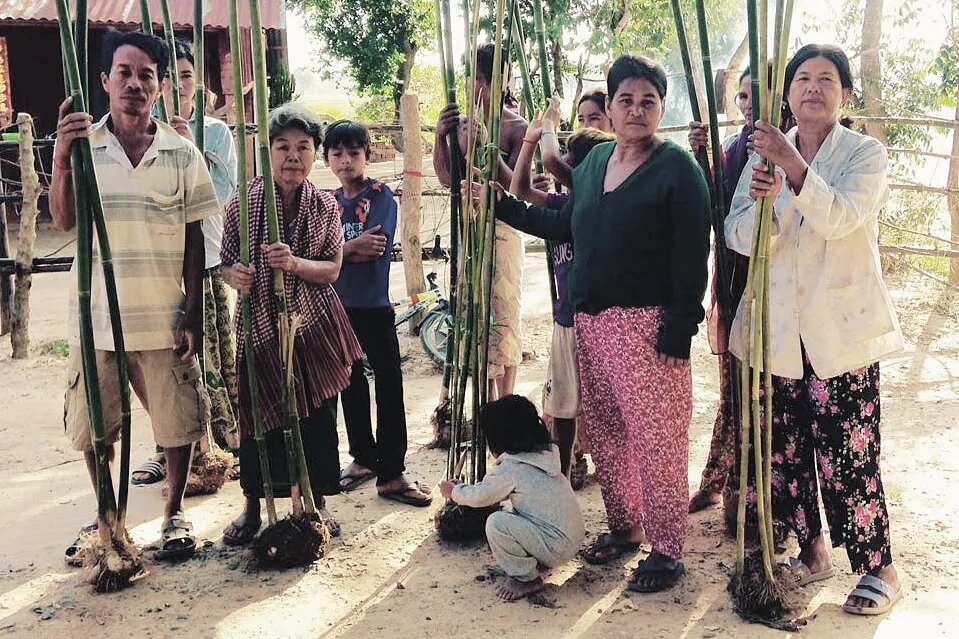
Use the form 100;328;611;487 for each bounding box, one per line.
223;498;261;545
688;488;721;513
496;576;544;601
845;563;901;611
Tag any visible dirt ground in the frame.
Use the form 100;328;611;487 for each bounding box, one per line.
1;165;959;637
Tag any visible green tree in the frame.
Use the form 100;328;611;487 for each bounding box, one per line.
287;0;434;122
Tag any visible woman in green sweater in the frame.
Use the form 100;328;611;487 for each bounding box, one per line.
495;55;710;592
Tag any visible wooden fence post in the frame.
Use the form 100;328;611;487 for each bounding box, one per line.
0;176;11;336
399;93;427;333
11;113;40;359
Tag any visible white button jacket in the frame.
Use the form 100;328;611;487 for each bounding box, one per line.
724;123;904;380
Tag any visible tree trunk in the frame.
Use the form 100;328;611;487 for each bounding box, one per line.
0;181;10;337
393;45;417;125
549;36;564;98
11;114;40;359
861;0;887;142
399;94;427;333
723;34;749;120
948;101;959;284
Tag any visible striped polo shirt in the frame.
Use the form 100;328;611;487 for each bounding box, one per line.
69;115;220;352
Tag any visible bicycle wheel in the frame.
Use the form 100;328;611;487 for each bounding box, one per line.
419;306;451;368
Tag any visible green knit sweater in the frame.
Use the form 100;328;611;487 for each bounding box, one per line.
496;140;710;358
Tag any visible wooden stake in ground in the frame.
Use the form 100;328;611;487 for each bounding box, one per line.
10;113;40;359
399;92;427;335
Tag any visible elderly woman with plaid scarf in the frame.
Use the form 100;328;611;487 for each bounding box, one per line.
219;103;363;545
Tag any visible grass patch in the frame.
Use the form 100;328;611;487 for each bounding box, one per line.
46;339;70;358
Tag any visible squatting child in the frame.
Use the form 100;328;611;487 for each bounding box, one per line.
440;395;585;601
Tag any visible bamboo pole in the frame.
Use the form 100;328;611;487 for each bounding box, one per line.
160;0;181;117
194;0;206;149
531;0;551;101
229;0;276;526
669;0;711;177
74;0;88;107
140;0;170;123
248;0;317;516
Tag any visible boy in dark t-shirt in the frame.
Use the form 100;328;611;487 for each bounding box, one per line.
326;121;431;506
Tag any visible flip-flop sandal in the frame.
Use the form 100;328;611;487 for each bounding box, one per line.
131;459;166;486
782;557;838;586
842;574;902;616
378;481;433;507
64;523;98;567
339;468;376;493
155;514;197;561
222;519;261;546
626;558;687;593
583;532;641;565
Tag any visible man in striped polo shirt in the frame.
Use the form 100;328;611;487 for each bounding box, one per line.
50;29;220;562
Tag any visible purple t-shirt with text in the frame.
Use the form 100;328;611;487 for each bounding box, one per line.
333;179;397;309
546;192;573;327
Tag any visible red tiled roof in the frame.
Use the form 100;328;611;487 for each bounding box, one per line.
0;0;284;30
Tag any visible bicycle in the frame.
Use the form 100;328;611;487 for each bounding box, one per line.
392;271;451;368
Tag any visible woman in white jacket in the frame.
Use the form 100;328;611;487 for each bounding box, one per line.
725;44;903;616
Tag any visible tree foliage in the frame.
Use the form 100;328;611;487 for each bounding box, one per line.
287;0;434;98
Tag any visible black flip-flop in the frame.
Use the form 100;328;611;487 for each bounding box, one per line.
339;468;376;493
64;522;98;566
627;558;686;593
378;481;433;507
583;532;641;565
131;459;166;486
155;514;196;561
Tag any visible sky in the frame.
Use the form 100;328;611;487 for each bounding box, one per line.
284;0;954;112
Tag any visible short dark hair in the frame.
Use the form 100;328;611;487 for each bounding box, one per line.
101;29;169;77
475;43;509;84
784;44;854;94
565;128;616;167
607;55;667;100
322;119;372;160
268;103;324;148
577;89;607;113
173;37;194;68
482;395;551;457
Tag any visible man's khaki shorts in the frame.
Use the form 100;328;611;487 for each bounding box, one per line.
64;349;210;452
543;324;582;419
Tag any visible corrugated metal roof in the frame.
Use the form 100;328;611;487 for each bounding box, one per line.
0;0;284;30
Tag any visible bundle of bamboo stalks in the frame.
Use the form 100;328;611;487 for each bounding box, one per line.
434;0;513;542
727;0;799;627
241;0;329;567
56;0;142;593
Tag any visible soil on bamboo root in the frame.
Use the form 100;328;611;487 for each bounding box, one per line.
255;512;330;568
79;531;146;593
185;448;232;496
728;551;802;630
428;399;452;448
434;501;500;542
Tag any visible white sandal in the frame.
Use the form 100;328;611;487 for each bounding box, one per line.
842;574;902;616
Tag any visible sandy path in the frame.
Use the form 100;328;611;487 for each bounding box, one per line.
0;218;957;637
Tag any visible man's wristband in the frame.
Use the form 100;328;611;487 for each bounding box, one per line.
522;137;539;144
54;157;72;173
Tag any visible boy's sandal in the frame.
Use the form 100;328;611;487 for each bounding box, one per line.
842;575;902;616
582;532;641;565
378;481;433;507
154;514;197;561
64;522;98;566
626;558;686;593
131;458;166;485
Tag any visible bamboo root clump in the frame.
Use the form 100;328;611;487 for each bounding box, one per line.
57;0;142;592
434;0;511;542
242;0;328;566
727;0;798;625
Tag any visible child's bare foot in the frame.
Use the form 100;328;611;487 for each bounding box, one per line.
496;576;545;601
